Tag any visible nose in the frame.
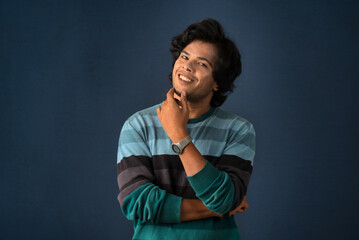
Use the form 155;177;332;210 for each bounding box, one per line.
183;61;194;72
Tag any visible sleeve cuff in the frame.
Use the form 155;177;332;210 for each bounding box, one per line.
160;193;182;223
187;161;220;193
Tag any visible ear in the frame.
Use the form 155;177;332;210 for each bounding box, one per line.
213;81;219;91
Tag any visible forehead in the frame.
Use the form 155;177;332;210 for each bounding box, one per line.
182;40;218;67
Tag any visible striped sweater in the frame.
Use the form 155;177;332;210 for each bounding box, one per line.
117;104;255;240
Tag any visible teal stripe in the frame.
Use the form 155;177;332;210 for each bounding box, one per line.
128;105;160;119
224;144;255;162
129;115;160;129
134;217;240;239
120;129;147;143
213;108;246;120
120;128;168;142
119;141;254;162
120;139;225;157
127;113;252;131
125;106;253;132
127;115;245;130
119;105;255;161
204;115;251;130
121;125;254;145
120;138;254;158
127;105;250;123
118;142;152;161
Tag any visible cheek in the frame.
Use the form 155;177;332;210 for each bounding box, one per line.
202;72;217;89
172;62;179;76
202;72;214;82
173;61;181;73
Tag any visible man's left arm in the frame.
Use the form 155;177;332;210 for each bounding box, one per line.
157;89;255;214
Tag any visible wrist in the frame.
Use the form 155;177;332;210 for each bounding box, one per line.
171;130;189;143
210;211;223;218
181;199;222;222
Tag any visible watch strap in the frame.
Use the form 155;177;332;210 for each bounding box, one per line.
178;135;192;149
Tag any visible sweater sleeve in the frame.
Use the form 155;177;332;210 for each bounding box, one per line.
117;120;182;224
187;122;255;214
187;161;236;214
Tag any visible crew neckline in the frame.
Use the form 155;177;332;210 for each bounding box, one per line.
187;107;216;124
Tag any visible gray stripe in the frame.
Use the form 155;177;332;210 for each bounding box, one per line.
118;166;155;189
117;179;149;207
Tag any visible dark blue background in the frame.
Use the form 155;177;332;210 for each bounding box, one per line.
1;0;358;239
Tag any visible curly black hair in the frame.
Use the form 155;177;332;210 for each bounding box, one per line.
169;18;242;107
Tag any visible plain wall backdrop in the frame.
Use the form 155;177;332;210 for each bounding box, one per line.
1;0;358;239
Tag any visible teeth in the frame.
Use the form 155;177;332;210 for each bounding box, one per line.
179;75;192;82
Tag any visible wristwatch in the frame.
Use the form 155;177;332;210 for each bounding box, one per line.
171;135;192;154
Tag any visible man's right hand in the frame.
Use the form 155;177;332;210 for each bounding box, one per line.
229;196;249;216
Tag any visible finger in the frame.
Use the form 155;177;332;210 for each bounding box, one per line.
241;203;249;213
174;98;181;107
181;91;189;112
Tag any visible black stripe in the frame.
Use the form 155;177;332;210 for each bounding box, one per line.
232;178;247;207
159;184;197;199
117;155;154;173
118;154;252;202
151;154;252;173
151;155;220;170
213;155;253;173
152;155;183;170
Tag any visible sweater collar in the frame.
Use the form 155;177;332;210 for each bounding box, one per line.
187;107;216;124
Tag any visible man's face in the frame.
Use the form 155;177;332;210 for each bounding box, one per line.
172;40;218;104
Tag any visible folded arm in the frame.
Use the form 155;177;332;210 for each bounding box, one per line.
157;89;255;215
118;118;238;224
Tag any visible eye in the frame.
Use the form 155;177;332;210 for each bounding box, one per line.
199;62;207;68
181;54;188;60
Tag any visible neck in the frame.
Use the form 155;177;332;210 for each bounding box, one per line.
173;92;212;119
187;101;212;119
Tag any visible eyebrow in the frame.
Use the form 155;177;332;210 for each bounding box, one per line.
181;50;214;68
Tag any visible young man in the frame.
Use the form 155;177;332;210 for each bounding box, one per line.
117;19;255;239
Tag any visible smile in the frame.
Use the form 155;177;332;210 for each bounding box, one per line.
179;74;193;82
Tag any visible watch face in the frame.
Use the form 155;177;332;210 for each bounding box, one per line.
172;144;181;154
